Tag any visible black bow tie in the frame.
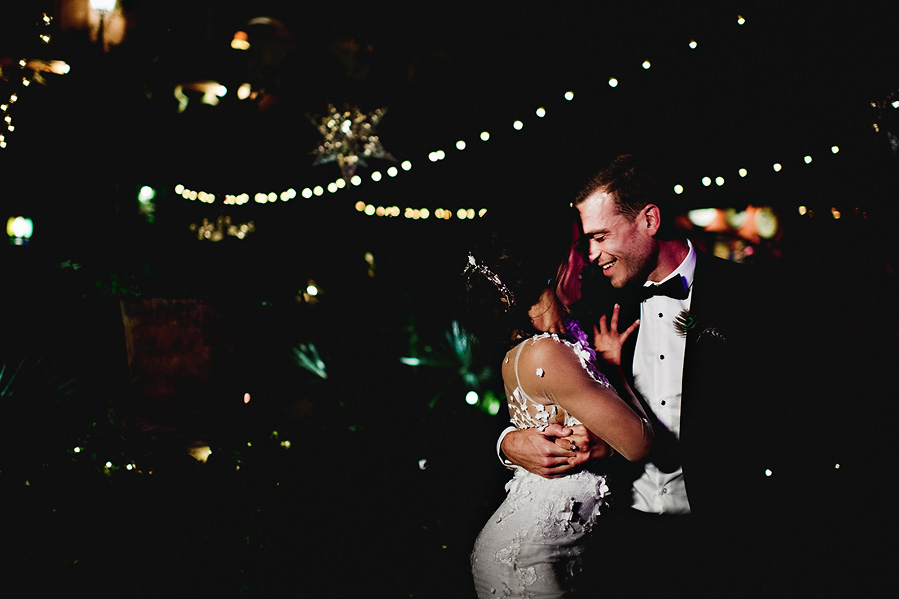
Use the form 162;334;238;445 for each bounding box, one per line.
639;275;690;301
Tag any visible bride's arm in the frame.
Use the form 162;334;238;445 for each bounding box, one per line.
518;339;652;462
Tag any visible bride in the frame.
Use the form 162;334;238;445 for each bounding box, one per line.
461;205;652;598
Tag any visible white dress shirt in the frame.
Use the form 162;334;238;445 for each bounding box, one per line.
630;240;696;515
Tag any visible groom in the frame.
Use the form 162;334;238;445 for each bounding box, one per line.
498;153;789;592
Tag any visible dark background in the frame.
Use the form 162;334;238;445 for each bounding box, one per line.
1;1;897;596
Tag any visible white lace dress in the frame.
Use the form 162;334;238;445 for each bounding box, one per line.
471;332;616;598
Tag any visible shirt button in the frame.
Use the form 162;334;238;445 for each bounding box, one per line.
659;355;665;360
661;487;668;494
658;313;664;318
660;400;666;406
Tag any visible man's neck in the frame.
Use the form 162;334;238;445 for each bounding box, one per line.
647;238;690;283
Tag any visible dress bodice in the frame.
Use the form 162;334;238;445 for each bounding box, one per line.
473;324;622;598
504;331;615;431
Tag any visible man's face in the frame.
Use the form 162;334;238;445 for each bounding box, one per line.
577;190;654;288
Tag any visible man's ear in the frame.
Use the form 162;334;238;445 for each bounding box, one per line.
643;204;661;235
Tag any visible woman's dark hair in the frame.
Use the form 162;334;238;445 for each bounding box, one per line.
459;200;577;353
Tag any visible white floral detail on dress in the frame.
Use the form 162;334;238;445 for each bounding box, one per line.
505;326;614;432
472;319;616;598
508;387;556;430
471;466;612;597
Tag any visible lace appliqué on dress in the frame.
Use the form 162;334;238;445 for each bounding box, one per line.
471;321;617;598
471;469;611;598
472;327;616;597
506;331;615;432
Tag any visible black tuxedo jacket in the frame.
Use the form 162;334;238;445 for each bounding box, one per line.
581;248;781;519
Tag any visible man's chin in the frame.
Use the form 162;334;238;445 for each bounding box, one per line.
608;276;627;289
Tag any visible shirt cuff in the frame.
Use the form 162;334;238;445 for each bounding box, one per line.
497;425;522;470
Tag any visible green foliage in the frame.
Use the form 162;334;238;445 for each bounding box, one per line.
292;343;328;379
400;319;501;410
0;356;119;481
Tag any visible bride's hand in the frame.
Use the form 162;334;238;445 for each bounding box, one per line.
593;303;639;367
552;424;611;466
501;425;581;478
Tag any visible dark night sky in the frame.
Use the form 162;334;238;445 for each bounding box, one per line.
2;1;898;278
1;8;897;596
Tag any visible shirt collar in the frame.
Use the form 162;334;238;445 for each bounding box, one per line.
644;239;696;289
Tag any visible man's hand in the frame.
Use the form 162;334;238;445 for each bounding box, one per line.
501;424;611;478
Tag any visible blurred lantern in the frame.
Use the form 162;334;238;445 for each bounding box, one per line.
686;208;718;228
137;185;156;222
686;206;779;244
89;0;118;51
231;31;250;50
687;208;729;232
6;216;33;245
188;444;212;463
310;103;396;180
738;206;780;242
90;0;116;12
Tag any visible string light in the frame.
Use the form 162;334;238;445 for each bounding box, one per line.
1;12;67;150
188;215;255;241
171;15;852;222
354;202;485;220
